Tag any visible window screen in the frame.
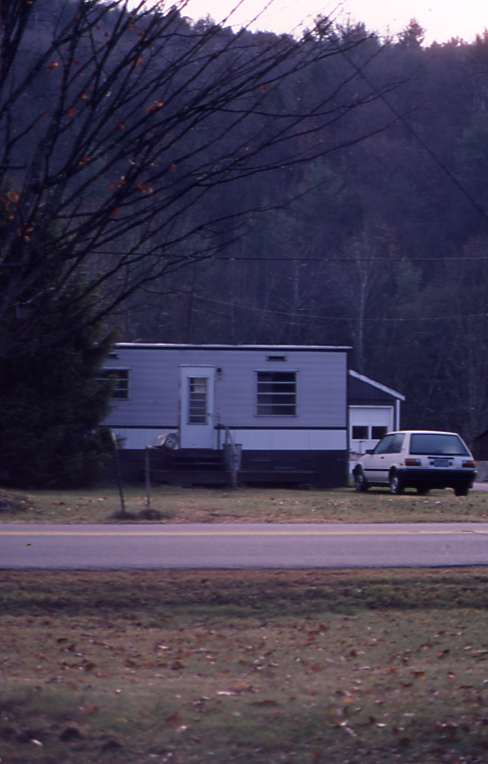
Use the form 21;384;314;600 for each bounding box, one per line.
188;377;207;424
99;369;130;399
257;371;296;416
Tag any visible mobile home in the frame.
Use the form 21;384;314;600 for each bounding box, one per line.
102;343;351;488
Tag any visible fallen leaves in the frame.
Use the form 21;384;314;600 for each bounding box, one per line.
4;570;488;764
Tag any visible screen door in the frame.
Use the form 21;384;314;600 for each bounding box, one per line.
179;366;215;448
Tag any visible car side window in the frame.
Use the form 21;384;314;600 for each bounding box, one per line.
374;435;393;454
388;433;405;453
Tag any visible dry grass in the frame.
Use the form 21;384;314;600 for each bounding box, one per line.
1;484;488;524
2;568;488;763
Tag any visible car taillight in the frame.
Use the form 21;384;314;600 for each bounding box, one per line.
405;459;421;466
462;460;476;468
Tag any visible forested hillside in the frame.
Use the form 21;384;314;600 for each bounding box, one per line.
124;21;488;443
3;0;488;452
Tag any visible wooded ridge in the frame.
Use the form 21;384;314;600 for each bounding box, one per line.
2;1;488;456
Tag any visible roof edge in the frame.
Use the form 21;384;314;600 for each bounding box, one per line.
114;343;352;352
349;369;405;401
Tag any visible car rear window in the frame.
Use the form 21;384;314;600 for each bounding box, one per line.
409;433;470;456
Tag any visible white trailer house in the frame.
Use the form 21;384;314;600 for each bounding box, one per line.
101;343;351;488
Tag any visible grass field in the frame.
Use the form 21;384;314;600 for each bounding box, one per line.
2;568;488;763
2;485;488;762
1;483;488;524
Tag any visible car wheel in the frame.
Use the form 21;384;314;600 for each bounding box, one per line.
389;470;404;495
354;468;368;492
454;485;469;497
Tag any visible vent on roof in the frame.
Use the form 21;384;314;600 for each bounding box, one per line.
266;355;287;361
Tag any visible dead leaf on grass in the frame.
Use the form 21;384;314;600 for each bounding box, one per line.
309;662;323;672
250;699;279;706
411;671;426;680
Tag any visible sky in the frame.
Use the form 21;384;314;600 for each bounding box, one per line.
181;0;488;45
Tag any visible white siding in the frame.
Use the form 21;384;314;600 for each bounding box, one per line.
103;345;348;444
110;428;166;450
110;427;346;451
224;429;347;450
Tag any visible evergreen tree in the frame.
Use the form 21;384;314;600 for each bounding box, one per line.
0;280;114;487
0;204;115;487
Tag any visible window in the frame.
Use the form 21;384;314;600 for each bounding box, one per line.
410;433;469;456
352;425;369;440
388;433;405;453
372;426;388;440
257;371;296;416
188;377;207;424
99;369;130;399
373;433;405;454
374;435;394;454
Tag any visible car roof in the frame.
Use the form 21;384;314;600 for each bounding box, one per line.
385;430;461;436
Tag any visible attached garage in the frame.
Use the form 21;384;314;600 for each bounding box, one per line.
348;370;405;471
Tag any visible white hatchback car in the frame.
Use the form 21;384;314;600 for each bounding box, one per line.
353;430;477;496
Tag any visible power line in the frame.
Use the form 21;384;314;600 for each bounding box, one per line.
92;251;488;262
194;293;484;322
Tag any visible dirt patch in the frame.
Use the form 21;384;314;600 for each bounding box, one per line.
0;489;33;514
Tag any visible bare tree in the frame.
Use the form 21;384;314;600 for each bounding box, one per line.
439;238;488;444
326;227;395;372
0;0;393;357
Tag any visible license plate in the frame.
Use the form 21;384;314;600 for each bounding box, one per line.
432;458;450;467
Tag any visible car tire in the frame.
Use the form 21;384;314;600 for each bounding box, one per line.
389;470;404;495
354;468;368;492
454;485;469;497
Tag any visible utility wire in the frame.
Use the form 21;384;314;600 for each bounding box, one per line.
91;251;488;261
194;292;482;322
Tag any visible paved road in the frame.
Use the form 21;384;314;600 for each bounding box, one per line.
2;523;488;569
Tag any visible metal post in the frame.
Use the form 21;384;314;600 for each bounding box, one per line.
145;446;151;509
111;431;127;517
230;449;238;490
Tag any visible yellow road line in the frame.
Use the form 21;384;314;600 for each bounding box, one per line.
0;529;487;537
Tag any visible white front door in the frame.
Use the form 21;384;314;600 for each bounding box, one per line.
179;366;216;448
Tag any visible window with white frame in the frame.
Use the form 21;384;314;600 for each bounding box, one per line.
256;370;297;416
99;369;130;399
